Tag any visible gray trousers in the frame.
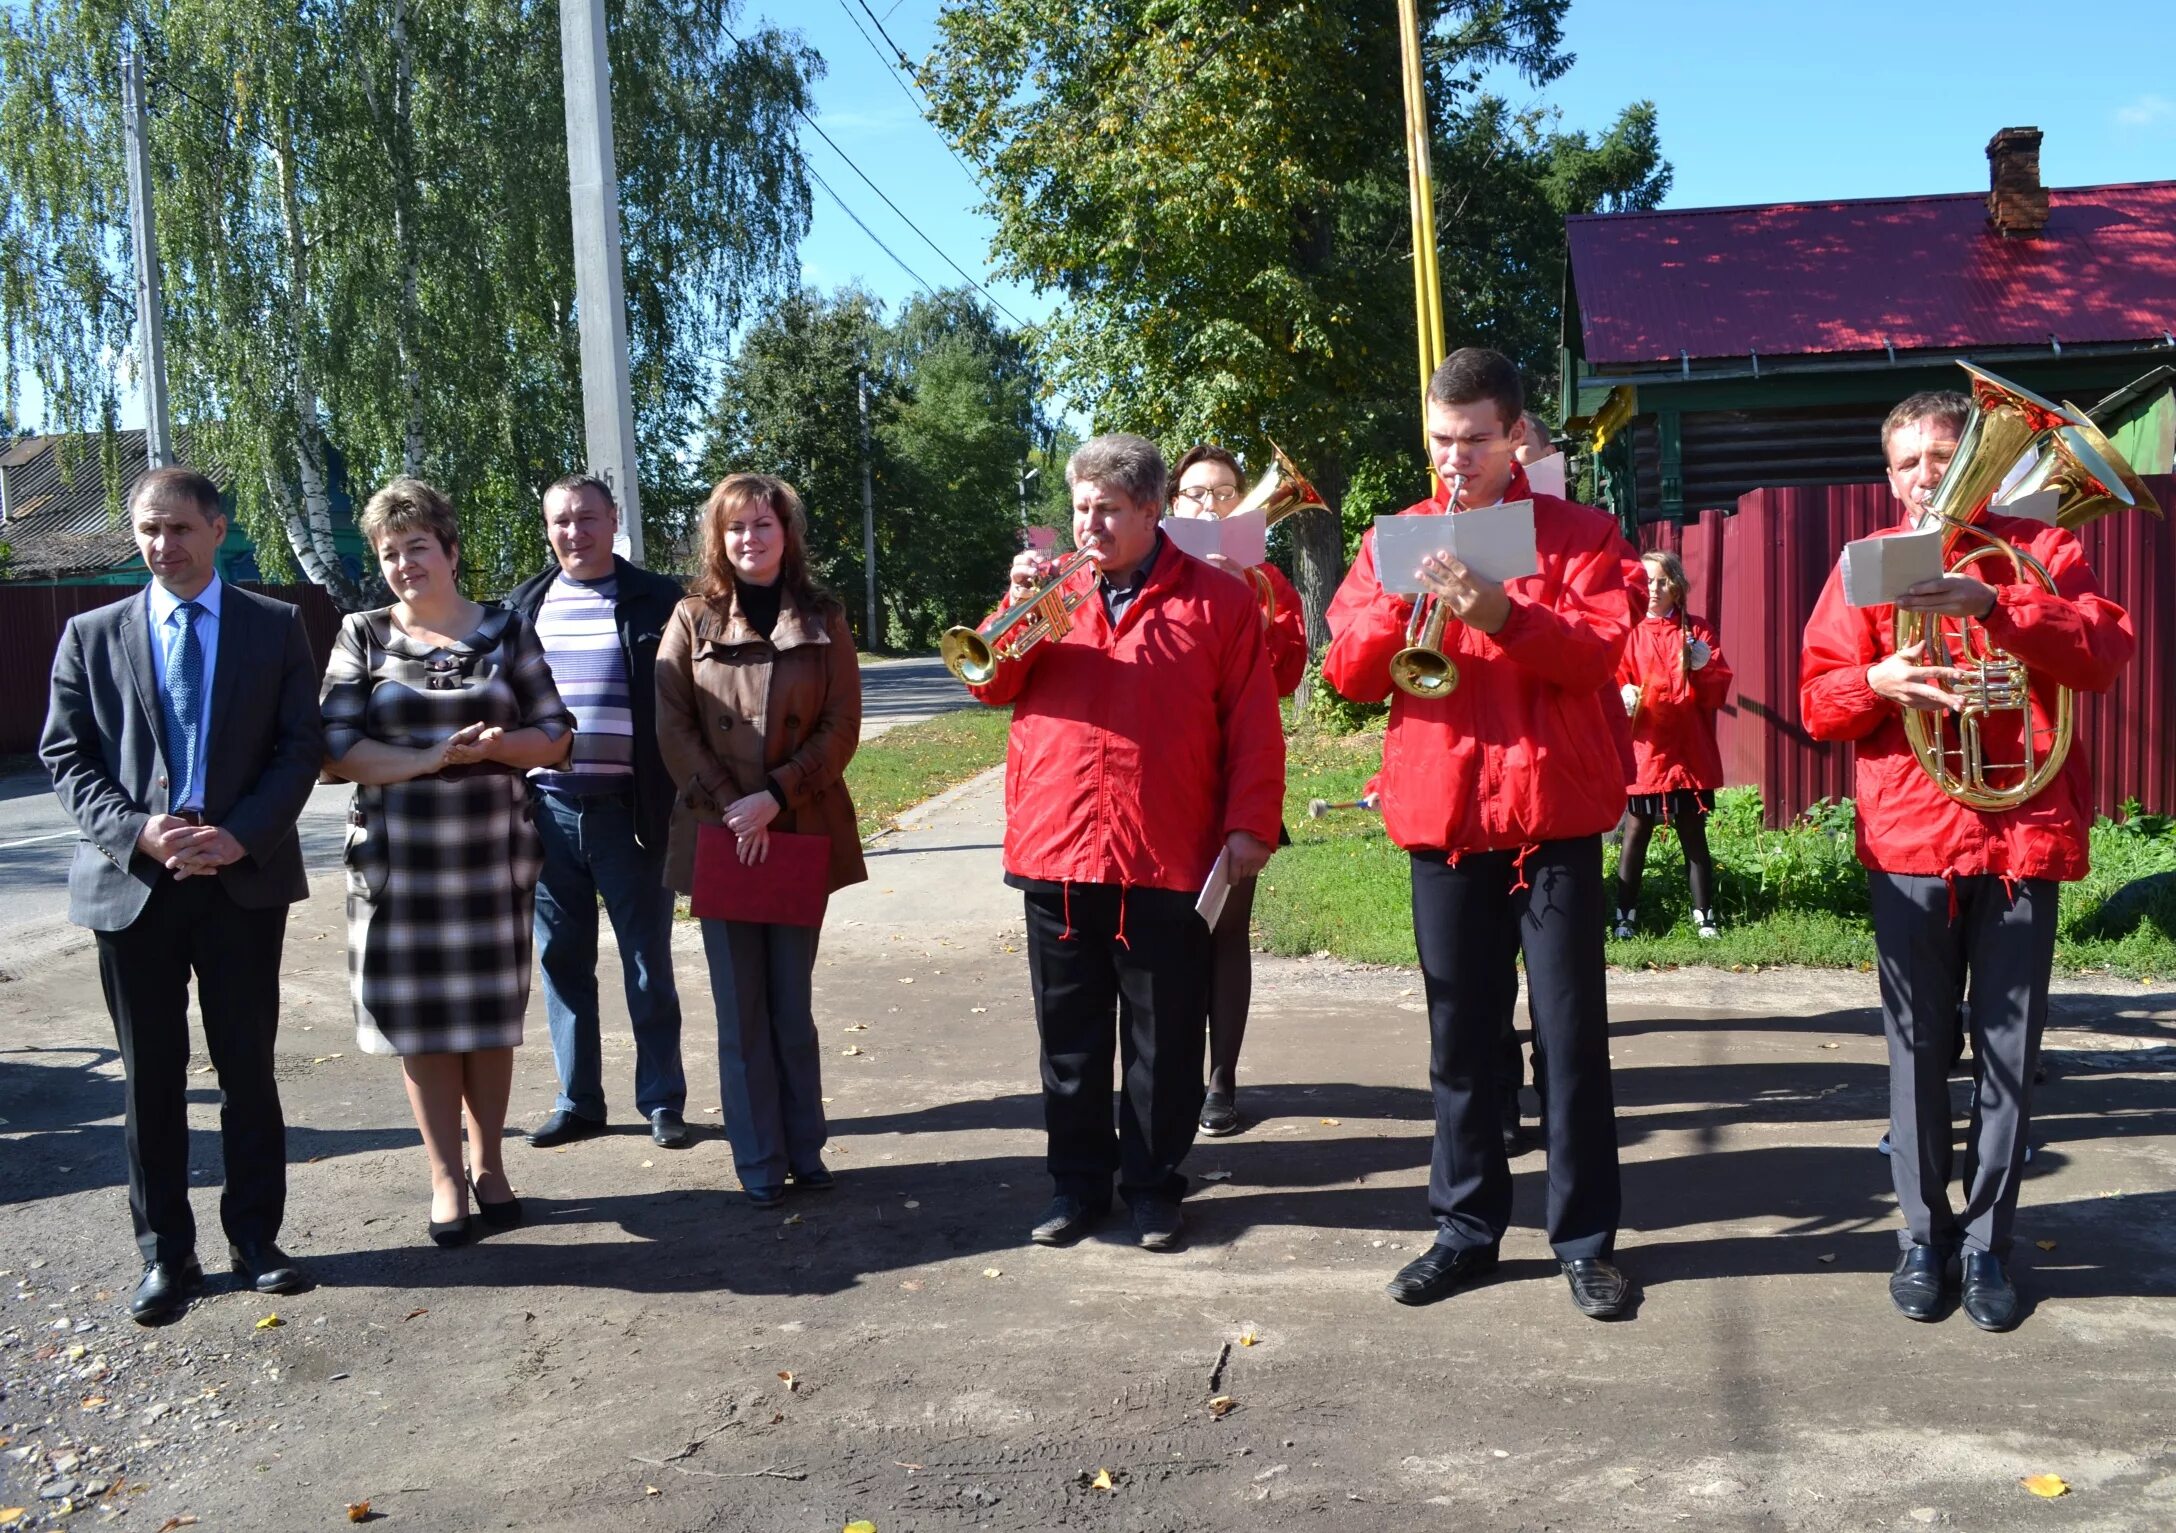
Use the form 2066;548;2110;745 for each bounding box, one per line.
698;919;826;1195
1869;870;2058;1259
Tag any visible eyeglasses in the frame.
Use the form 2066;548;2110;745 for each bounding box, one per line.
1174;486;1242;508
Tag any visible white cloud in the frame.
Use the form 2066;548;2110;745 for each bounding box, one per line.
2114;93;2174;129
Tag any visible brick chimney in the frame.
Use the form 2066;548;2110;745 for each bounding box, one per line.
1986;126;2049;237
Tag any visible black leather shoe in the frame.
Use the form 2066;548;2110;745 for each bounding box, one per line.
1199;1092;1241;1137
528;1110;607;1148
130;1258;203;1324
1030;1194;1108;1247
788;1163;836;1193
1131;1195;1184;1251
1502;1118;1533;1157
649;1109;690;1149
1562;1258;1631;1318
1386;1242;1498;1306
227;1241;306;1295
1960;1252;2020;1332
428;1214;473;1249
745;1185;786;1210
1889;1244;1951;1322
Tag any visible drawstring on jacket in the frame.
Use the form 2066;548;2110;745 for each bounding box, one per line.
1509;842;1539;895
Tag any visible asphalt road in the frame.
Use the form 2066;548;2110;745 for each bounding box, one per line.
0;652;964;964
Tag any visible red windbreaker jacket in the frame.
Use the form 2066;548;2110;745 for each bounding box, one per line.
967;539;1287;892
1798;512;2133;881
1257;561;1309;698
1324;467;1639;856
1620;612;1733;794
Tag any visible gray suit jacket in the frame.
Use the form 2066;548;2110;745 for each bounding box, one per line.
41;583;325;931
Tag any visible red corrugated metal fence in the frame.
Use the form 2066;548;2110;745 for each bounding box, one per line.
1;584;344;758
1641;475;2176;825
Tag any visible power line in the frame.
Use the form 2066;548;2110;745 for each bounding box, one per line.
833;0;986;196
725;20;1028;329
803;160;939;301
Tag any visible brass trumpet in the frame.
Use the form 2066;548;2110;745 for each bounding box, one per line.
1388;474;1463;698
939;549;1097;686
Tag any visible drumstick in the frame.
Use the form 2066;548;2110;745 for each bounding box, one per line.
1307;796;1379;818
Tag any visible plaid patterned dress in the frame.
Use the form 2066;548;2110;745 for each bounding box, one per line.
321;607;574;1055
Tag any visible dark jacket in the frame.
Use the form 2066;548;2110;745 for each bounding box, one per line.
507;554;684;853
42;582;323;930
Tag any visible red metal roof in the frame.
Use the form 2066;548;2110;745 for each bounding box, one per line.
1569;181;2176;367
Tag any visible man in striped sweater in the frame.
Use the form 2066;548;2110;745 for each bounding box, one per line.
508;475;692;1150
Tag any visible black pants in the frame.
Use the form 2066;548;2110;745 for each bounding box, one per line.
1869;871;2056;1259
1206;873;1258;1094
94;875;291;1265
1024;885;1209;1203
1410;838;1620;1259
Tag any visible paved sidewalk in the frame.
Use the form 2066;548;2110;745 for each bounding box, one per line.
1;770;2172;1530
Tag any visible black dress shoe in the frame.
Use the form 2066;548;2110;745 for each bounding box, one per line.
227;1242;306;1295
649;1109;691;1149
1386;1242;1498;1306
1199;1092;1241;1137
527;1110;607;1148
1030;1194;1109;1247
788;1163;836;1192
1501;1118;1533;1157
1889;1244;1951;1322
745;1184;786;1210
130;1258;204;1324
1960;1251;2020;1332
1130;1195;1184;1251
428;1214;474;1249
468;1176;523;1230
1562;1258;1631;1318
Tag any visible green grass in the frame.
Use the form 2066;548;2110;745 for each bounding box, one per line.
1256;723;2176;978
844;705;1011;840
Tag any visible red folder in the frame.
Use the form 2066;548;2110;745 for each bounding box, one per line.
690;823;831;927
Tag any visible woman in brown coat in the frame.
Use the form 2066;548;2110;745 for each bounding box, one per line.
656;473;865;1207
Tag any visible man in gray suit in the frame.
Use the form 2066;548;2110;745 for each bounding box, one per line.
41;467;324;1323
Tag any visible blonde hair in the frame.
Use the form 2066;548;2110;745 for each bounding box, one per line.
359;477;460;556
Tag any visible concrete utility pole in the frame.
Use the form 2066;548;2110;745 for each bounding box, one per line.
1017;464;1038;528
858;371;877;649
560;0;643;560
120;51;174;470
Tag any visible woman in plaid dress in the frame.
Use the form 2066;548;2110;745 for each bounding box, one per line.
321;480;574;1245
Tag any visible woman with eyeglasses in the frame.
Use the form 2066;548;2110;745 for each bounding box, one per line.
1168;445;1306;1137
320;479;575;1246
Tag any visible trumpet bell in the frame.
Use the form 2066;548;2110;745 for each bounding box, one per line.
1389;646;1459;698
939;626;999;686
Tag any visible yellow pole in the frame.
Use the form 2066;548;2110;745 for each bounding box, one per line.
1396;0;1446;483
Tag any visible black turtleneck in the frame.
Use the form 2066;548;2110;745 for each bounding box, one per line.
735;576;783;639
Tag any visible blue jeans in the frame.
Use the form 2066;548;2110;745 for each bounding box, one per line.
698;919;826;1194
533;787;685;1119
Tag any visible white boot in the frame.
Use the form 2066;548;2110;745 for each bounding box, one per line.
1692;908;1721;940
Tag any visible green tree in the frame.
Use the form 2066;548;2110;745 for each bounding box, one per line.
922;0;1670;647
0;0;816;602
700;284;1044;651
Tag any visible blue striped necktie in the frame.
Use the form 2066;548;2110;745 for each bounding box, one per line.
161;600;205;812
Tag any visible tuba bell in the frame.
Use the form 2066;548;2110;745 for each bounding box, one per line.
1895;364;2160;811
1227;442;1329;624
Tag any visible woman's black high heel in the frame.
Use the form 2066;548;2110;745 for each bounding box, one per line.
470;1174;523;1230
428;1212;473;1248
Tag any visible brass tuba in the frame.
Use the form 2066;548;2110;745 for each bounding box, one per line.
1227;441;1328;623
1894;364;2160;810
939;549;1098;686
1388;474;1464;698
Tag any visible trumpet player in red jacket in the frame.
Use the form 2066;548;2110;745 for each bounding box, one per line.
1325;347;1639;1320
1168;443;1307;1138
1612;549;1734;940
965;433;1286;1254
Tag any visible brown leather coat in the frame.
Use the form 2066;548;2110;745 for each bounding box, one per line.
654;588;866;896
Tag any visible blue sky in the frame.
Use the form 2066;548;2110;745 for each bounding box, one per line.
770;0;2175;329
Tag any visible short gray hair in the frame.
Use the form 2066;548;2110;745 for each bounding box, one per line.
1066;432;1167;511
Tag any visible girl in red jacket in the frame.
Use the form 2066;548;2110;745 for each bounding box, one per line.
1612;549;1734;940
1325;348;1638;1321
1169;443;1308;1138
